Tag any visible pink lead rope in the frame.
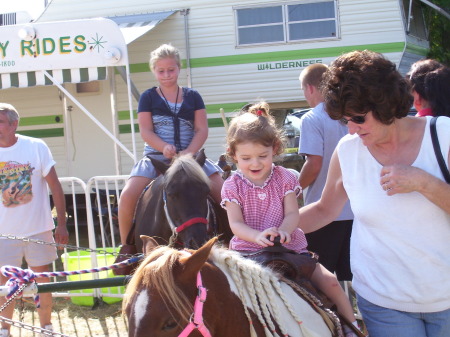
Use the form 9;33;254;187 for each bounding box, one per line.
178;271;212;337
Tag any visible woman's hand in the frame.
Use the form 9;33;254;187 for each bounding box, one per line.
380;165;425;195
254;227;279;247
162;144;177;159
381;164;450;214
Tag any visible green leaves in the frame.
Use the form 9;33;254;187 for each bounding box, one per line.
425;1;450;65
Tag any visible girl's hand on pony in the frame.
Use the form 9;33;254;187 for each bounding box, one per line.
254;227;279;247
163;144;177;159
277;230;291;244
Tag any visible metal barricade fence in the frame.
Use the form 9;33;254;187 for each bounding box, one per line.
50;176;90;300
86;175;129;251
51;175;129;304
85;176;129;302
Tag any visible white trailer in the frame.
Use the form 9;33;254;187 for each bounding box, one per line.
0;0;431;181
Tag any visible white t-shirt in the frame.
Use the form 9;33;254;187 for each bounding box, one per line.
337;116;450;312
0;135;56;236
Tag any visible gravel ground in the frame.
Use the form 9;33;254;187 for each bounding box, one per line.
7;297;127;337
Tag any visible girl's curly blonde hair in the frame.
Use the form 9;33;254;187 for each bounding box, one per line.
226;102;286;161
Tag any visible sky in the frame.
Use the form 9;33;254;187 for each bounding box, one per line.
0;0;46;19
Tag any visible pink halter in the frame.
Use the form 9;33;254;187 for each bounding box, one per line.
178;271;212;337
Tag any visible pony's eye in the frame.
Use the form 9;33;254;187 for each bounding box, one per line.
161;319;177;331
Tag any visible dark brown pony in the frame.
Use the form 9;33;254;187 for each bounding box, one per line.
133;150;232;252
123;236;340;337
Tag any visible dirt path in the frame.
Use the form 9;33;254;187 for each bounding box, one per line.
8;297;127;337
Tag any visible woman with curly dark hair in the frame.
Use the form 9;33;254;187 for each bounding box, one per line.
298;50;450;337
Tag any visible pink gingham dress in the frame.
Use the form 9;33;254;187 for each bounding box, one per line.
221;165;308;254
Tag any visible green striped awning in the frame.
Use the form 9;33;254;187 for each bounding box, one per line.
0;67;107;90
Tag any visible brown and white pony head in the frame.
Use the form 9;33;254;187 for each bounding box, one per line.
123;236;335;337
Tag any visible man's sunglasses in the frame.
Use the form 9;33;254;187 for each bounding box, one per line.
339;115;366;125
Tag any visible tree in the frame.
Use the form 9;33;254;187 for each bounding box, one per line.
424;0;450;65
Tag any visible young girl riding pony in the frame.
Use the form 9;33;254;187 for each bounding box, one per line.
118;44;223;248
221;102;359;336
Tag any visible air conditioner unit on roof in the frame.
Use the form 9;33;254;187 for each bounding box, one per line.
0;11;32;26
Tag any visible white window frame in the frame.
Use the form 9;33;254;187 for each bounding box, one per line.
234;1;340;47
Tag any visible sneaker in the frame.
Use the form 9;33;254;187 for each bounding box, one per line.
0;329;10;337
39;324;53;337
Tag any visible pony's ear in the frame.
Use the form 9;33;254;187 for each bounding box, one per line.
149;156;170;174
140;235;159;254
195;149;206;167
179;237;217;280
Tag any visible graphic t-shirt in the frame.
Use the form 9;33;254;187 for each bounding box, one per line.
0;135;55;236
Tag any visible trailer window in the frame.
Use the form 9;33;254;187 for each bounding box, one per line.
235;1;338;46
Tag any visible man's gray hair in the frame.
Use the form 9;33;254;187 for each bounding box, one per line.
0;103;20;124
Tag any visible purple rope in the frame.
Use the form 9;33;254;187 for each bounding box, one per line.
0;255;142;308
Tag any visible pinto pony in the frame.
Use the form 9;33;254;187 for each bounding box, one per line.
133;150;232;252
123;236;342;337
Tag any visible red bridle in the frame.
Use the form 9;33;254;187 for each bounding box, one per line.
176;217;208;233
178;271;212;337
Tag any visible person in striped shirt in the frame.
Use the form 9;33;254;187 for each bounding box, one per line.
118;44;223;248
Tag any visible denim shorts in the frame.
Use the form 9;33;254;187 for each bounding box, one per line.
357;293;450;337
0;231;57;268
130;153;222;179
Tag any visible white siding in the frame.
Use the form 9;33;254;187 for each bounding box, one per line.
37;1;407;57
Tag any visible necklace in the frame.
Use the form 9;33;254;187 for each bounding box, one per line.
159;86;180;115
159;86;182;152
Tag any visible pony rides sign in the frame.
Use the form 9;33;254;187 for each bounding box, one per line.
0;18;128;75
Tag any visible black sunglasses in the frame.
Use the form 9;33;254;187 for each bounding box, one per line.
339;115;366;125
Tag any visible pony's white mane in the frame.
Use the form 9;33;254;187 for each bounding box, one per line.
164;154;209;186
124;242;332;337
209;246;311;337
